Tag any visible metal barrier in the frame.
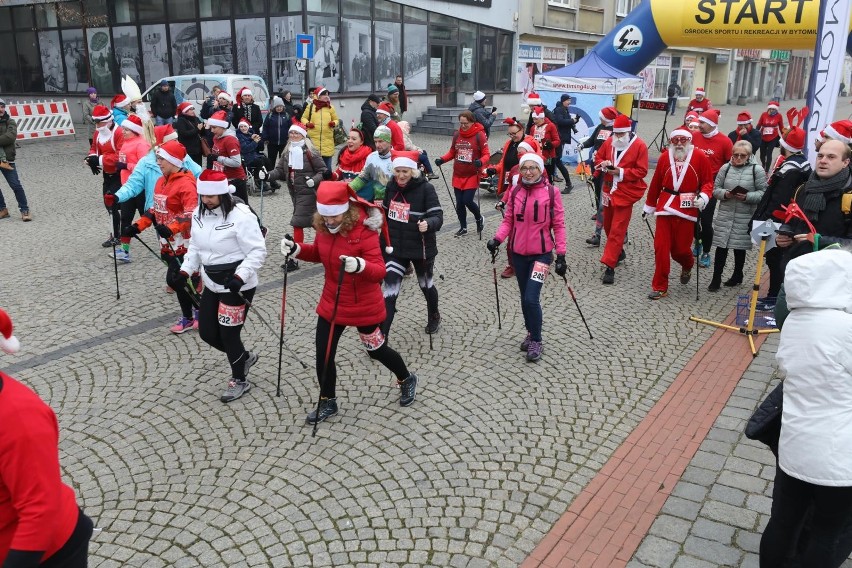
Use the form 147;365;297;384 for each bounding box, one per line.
7;100;76;140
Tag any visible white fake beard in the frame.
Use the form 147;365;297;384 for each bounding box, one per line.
671;145;690;161
612;136;629;152
96;124;112;135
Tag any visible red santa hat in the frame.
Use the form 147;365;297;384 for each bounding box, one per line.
122;113;144;135
289;118;308;137
780;126;806;153
314;86;329;98
196;170;235;195
531;106;546;119
599;106;618;125
237;87;253;99
217;91;232;103
111;94;130;109
684;111;700;126
670;128;693;141
376;102;393;117
316;181;393;252
154;125;178;145
694;87;706;97
0;308;20;354
92;104;113;122
390;150;420;170
824;120;852;145
207;110;230;129
176;101;194;116
238;117;252;129
698;108;721;128
519;152;545;172
612;114;632;133
156;140;187;167
526;92;542;106
736;111;752;125
517;141;535;153
767;101;780;110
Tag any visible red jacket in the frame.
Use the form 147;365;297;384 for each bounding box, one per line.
385;119;405;151
333;145;372;181
646;147;714;222
594;134;649;206
88;125;124;174
495;136;539;195
0;372;80;566
686;98;712;115
756;111;785;142
118;134;151;184
692;131;733;178
136;169;198;256
212;132;246;180
440;122;490;190
297;206;388;327
530;119;560;160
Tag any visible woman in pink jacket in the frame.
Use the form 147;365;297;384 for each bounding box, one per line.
487;153;567;362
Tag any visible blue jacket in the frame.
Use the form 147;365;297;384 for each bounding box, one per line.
261;110;289;146
115;151;203;210
236;130;263;163
112;107;129;126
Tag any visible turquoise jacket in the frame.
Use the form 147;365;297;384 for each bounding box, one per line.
115;152;203;210
112;107;129;126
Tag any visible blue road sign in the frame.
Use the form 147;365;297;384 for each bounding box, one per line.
296;34;315;60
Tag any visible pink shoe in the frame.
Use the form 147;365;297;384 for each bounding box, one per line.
169;317;194;334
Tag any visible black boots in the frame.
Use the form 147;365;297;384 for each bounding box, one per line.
425;312;441;334
602;267;615;284
306;397;338;424
724;274;743;287
398;374;417;407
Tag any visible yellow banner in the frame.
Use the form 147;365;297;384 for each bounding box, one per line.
651;0;848;49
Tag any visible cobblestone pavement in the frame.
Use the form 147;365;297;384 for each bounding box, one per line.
0;96;843;567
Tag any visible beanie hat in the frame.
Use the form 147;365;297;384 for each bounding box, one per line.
367;94;382;104
315;86;329;98
599;106;618;125
154;125;178;145
374;124;392;143
111;94;129;109
391;150;420;170
156;140;187;167
217;91;232;103
86;86;97;95
780;126;806;153
237;87;253;99
289;118;307;137
698;108;720;127
271;96;285;109
824;120;852;145
519;153;545;172
207;110;230;129
670;128;693;141
160;79;169;86
736;111;752;125
387;84;399;95
176;101;194;116
527;92;542;106
122;114;144;135
196;170;235;195
531;106;546;119
517;141;534;153
0;308;20;354
612;114;632;133
92;104;113;122
473;90;486;102
695;87;706;97
767;101;779;110
560;94;572;103
376;102;393;117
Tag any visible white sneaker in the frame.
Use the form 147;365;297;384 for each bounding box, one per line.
109;247;131;263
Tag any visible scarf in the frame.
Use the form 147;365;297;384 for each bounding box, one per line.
312;98;330;110
289;139;305;170
801;167;851;222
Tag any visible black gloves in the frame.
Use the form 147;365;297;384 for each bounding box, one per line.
156;224;173;239
473;159;483;168
225;275;244;295
486;167;497;175
322;169;332;180
206;155;217;169
86;155;101;175
542;140;553;150
486;238;500;253
121;224;140;238
434;158;444;166
555;254;567;277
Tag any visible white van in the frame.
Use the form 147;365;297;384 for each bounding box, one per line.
142;74;270;116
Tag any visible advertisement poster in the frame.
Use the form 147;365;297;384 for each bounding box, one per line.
537;90;614;165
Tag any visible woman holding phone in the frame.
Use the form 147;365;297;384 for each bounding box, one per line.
707;140;767;291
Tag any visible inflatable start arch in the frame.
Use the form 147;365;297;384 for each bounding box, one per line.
590;0;852;75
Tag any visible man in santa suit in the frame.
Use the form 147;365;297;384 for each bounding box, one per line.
643;129;714;300
593;114;648;284
86;104;124;248
580;105;619;246
685;87;712;117
691;108;733;268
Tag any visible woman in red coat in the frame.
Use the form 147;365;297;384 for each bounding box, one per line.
529;106;561;185
280;181;418;423
436;110;490;237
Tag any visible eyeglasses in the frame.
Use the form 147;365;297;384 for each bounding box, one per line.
519;165;540;172
732;153;749;158
670;136;690;144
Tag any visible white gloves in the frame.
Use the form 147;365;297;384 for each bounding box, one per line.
642;204;656;217
695;194;708;211
340;255;366;273
306;178;315;188
257;167;267;180
280;235;300;257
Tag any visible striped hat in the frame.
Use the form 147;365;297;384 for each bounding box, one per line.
156;140;187;167
207;110;230;129
122;114;144;135
92;105;112;122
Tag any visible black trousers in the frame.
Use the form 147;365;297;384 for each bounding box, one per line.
315;316;409;399
711;247;746;283
553;144;572;186
162;253;198;319
381;256;439;338
760;139;779;172
198;287;254;380
694;197;717;254
119;192;146;234
40;508;93;568
230;178;248;205
267;142;285;164
102;172;121;236
765;245;784;298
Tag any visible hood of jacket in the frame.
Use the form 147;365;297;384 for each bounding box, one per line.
457;122;485;139
785;249;852;313
361;101;377;112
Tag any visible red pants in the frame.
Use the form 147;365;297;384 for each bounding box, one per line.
600;204;632;268
652;215;695;292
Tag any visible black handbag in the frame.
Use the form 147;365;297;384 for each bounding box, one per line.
745;381;783;455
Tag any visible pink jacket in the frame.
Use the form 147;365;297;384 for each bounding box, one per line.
494;178;566;256
118;134;151;184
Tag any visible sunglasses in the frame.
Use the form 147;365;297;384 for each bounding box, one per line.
732;153;749;158
670;136;690;144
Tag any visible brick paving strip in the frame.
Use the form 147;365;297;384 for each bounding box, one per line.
522;307;769;568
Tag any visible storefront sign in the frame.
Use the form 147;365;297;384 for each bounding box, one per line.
682;56;696;69
770;49;791;61
430;58;441;85
518;44;542;60
542;46;568;62
654;54;671;67
737;49;761;59
639;100;668;111
715;53;729;64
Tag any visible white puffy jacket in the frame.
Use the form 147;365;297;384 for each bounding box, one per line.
778;249;852;486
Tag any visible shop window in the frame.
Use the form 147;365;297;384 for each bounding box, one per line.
270;0;303;12
138;0;166;21
200;21;234;74
233;1;266;14
39;30;65;91
18;31;45;92
61;29;87;90
235;18;269;80
306;0;339;13
307;16;341;93
199;0;230;18
496;32;513;92
13;6;34;29
341;19;371;91
374;0;399;19
170;23;200;74
342;0;370;18
404;7;428;22
57;2;83;27
270;15;304;96
458;21;477;93
169;0;197;20
86;27;113;93
82;0;109;28
141;24;169;86
111;0;133;24
403;23;427;90
0;32;19;91
430;12;455;25
36;5;59;29
113;26;142;85
375;21;400;91
478;27;496;92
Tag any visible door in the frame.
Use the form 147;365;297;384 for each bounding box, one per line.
429;44;458;107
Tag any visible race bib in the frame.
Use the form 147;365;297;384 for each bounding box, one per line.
212;161;225;172
118;152;126;162
601;192;612;207
457;146;473;163
530;261;550;283
153;193;167;214
762;127;775;136
680;192;696;208
358;328;385;351
387;200;411;223
218;302;246;327
597;130;611;141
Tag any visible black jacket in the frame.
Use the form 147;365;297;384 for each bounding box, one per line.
788;171;852;252
581;123;613;153
360;100;379;149
383;175;444;259
200;96;217;120
150;88;177;120
752;153;812;223
175;114;203;156
469;102;496;137
232;103;263;133
552;105;577;146
728;127;762;156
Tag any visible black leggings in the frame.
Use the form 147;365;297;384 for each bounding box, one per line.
454;188;481;230
315;316;409;399
230;178;248;205
163;253;199;319
554;145;572;186
711;247;746;282
119;192;146;234
694;197;717;254
40;508;93;568
381;256;439;337
764;245;784;298
198;287;254;380
267;142;285;164
102;172;121;236
760;139;779;172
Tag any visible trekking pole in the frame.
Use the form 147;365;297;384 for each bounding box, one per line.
642;212;655;239
560;272;593;340
695;217;702;301
277;250;291;396
437;164;456;209
313;258;346;437
234;290;308;370
135;233;201;309
490;248;502;330
109;209;120;300
476;168;482;241
417;218;432;352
